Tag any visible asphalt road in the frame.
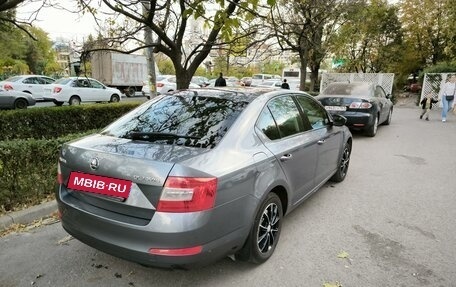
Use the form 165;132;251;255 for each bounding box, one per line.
1;104;456;287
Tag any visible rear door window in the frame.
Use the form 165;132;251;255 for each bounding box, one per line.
260;96;307;139
295;95;330;129
257;108;281;140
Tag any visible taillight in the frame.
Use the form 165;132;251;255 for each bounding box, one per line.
157;83;164;87
4;84;13;91
57;162;63;184
157;177;217;212
149;246;203;256
349;102;372;109
53;87;62;93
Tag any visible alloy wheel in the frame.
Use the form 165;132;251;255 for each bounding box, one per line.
257;202;281;254
339;145;351;178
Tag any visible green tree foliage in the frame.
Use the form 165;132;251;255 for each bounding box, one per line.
0;6;59;77
155;54;176;75
400;0;453;66
331;0;402;73
24;27;57;74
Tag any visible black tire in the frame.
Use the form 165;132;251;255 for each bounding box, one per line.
383;109;393;125
14;98;28;109
110;94;120;103
69;96;81;106
54;101;64;106
236;193;282;264
365;114;378;137
127;87;136;97
330;142;351;182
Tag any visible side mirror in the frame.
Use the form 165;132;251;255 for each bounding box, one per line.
331;114;347;127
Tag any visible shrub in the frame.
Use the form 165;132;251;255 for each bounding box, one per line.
0;102;141;141
0;102;143;213
0;131;96;213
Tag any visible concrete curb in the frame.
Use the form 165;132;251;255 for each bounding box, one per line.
0;200;57;231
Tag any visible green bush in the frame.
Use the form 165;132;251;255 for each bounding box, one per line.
0;102;144;214
0;102;141;141
0;131;96;213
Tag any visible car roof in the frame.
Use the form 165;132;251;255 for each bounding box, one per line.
174;87;311;103
3;75;53;81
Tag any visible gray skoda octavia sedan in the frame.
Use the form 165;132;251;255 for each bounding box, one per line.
56;87;352;268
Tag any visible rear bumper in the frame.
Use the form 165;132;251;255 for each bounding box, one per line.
332;111;374;130
56;186;252;269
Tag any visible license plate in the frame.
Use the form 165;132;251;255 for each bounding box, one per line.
325;106;346;111
67;172;132;199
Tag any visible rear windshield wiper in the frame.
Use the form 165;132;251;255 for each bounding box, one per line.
127;132;201;141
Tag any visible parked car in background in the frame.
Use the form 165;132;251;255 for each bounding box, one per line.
43;77;122;106
256;80;282;88
56;87;352;268
251;74;281;86
191;76;210;87
286;79;302;91
0;75;55;101
142;75;200;97
315;82;393;137
226;76;240;86
0;87;36;109
240;77;252;86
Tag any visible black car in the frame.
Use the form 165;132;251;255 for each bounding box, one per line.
315;82;393;137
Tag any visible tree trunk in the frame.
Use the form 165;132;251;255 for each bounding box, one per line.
299;53;308;91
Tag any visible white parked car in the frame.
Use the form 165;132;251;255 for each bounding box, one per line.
256;80;283;88
44;77;122;106
0;75;55;101
142;75;200;97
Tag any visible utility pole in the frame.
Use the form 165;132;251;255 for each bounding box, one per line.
142;1;157;98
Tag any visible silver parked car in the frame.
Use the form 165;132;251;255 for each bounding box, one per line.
0;87;36;109
56;87;352;268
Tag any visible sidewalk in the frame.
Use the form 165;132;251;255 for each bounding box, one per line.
0;200;57;231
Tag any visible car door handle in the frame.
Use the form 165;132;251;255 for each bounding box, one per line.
318;139;326;145
280;154;293;161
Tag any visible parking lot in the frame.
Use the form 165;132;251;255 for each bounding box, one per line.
1;103;455;287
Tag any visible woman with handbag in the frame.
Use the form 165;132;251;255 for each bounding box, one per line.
441;74;456;122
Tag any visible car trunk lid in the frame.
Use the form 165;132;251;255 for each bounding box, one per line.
58;134;209;225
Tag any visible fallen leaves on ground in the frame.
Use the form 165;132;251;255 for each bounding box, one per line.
1;214;60;237
337;251;349;259
323;282;342;287
57;235;74;245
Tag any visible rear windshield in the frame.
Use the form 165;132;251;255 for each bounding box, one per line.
4;76;22;82
54;78;73;85
101;92;248;148
322;83;370;96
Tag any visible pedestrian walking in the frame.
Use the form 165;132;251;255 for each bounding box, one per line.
215;72;227;87
419;93;438;121
281;79;290;89
440;74;456;122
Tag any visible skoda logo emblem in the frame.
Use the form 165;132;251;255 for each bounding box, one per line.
90;158;99;170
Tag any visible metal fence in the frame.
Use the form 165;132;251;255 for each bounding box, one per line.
320;73;395;94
